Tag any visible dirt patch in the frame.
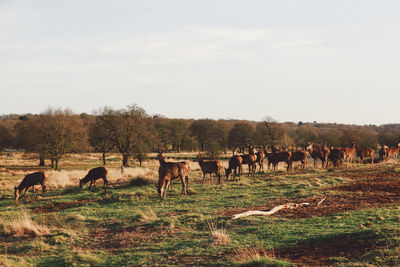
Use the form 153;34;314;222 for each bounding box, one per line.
31;198;99;213
273;230;388;266
89;224;182;250
221;168;400;219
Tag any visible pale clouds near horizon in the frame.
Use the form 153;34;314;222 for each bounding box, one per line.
1;0;399;125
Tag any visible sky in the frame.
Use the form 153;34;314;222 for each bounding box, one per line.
1;0;400;125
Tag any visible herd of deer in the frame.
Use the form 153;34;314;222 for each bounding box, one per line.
12;142;400;201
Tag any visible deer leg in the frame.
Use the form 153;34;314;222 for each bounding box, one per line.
210;173;213;185
103;178;108;188
201;173;206;187
22;187;29;199
41;183;46;196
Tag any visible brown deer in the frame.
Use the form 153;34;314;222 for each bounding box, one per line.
240;146;257;177
156;152;189;198
307;144;321;168
254;146;266;172
267;150;291;171
225;155;243;181
379;145;389;162
14;171;47;203
356;144;375;164
289;143;312;170
342;142;356;163
387;143;400;160
196;154;222;186
328;147;344;168
80;167;109;189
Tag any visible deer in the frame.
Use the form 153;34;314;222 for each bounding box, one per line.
289;143;312;170
14;171;47;203
341;142;356;163
267;149;291;171
239;146;257;178
387;143;400;160
254;146;266;172
225;155;243;181
356;144;375;164
379;145;389;162
328;147;343;168
156;152;189;198
196;154;222;186
80;167;109;189
307;144;321;168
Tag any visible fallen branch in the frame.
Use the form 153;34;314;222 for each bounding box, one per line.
316;196;327;207
232;202;310;220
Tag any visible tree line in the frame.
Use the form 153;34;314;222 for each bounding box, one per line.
0;104;399;169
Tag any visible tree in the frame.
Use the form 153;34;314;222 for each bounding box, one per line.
261;117;285;147
97;105;154;167
0;122;13;151
168;119;190;152
89;118;115;165
190;119;219;151
35;109;87;170
227;122;254;153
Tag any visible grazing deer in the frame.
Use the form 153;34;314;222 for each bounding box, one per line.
225;155;243;181
267;149;291;171
196;154;222;186
356;144;375;164
156;152;189;198
80;167;109;189
14;171;47;203
328;147;343;168
342;142;356;163
387;143;400;160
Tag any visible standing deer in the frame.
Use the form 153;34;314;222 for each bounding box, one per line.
289;143;312;170
156;152;189;198
328;147;344;168
14;171;47;203
379;145;389;162
80;167;109;189
225;155;243;181
254;146;266;172
196;154;222;186
356;144;375;164
267;149;291;171
342;142;356;163
387;143;400;160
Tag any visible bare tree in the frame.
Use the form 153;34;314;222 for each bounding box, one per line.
89;118;115;165
97;105;154;167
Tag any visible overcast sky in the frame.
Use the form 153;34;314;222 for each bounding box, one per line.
1;0;399;125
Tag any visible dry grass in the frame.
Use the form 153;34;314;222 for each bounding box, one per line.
65;213;86;222
1;210;50;237
230;245;272;263
206;221;230;246
139;208;158;222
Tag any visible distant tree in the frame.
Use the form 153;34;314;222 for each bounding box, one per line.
294;126;320;148
168;119;190;152
89;118;115;165
97;105;154;167
261;117;285;147
227;122;254;153
190;119;219;151
0;123;12;150
35;109;87;170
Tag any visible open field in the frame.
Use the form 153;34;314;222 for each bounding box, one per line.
1;153;400;266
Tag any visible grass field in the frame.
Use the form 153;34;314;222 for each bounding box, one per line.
1;152;400;266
